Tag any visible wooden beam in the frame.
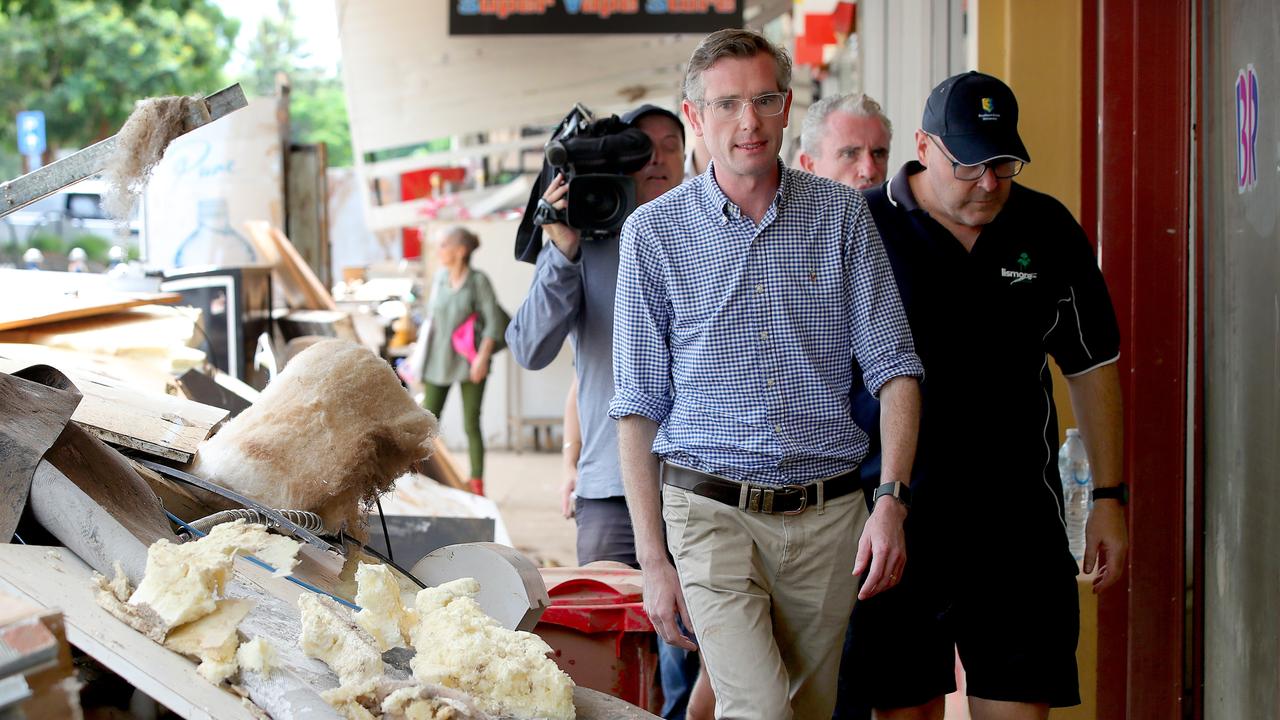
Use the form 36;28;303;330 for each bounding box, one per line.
0;345;228;464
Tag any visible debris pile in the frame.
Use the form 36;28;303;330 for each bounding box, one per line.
93;520;298;684
303;564;575;720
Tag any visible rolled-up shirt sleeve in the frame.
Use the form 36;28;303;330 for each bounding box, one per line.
609;214;674;423
846;199;924;396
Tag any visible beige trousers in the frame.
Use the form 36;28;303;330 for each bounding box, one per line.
662;483;868;720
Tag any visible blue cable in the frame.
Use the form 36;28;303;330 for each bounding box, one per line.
163;509;362;612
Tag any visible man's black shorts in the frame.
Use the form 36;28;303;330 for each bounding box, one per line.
841;523;1082;709
574;495;638;567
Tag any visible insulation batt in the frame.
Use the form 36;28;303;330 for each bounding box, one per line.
192;339;437;535
129;520;300;630
410;579;575;720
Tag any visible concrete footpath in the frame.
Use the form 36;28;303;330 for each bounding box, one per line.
483;449;577;567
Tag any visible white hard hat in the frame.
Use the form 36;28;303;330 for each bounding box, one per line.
22;248;44;263
69;247;88;261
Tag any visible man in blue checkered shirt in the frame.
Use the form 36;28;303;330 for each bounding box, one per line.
608;29;925;720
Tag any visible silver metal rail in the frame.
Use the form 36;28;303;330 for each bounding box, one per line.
0;84;248;219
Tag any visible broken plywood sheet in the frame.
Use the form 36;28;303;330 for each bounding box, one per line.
0;369;80;542
0;344;227;463
0;306;205;375
0;342;178;399
31;421;175;585
0;290;182;332
0;546;260;720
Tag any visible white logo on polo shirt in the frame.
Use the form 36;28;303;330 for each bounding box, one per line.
1001;267;1038;284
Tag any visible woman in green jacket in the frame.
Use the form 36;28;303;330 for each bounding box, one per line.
421;226;508;495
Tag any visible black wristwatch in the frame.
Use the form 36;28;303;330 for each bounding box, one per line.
873;481;912;510
1091;483;1129;506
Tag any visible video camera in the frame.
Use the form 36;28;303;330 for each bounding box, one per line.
515;104;653;263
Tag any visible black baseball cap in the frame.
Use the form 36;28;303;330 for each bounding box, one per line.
922;71;1030;166
622;104;685;143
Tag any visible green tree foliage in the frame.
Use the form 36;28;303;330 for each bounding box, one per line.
240;0;353;167
0;0;237;178
0;0;195;20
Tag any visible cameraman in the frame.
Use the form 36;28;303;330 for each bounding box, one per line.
506;104;701;717
507;104;683;562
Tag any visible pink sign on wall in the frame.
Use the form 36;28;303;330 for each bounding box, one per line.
1235;64;1259;194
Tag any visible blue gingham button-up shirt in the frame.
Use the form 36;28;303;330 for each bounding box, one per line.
608;162;924;487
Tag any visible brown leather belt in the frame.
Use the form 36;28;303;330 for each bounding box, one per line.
661;462;861;515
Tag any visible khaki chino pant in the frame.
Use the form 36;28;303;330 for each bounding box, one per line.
662;483;868;720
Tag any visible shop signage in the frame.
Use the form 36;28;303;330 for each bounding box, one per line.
1235;64;1259;194
449;0;742;35
16;110;45;156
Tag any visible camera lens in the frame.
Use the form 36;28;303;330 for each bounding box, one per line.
567;174;637;234
581;186;623;223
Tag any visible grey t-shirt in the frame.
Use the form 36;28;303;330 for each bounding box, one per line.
506;239;622;499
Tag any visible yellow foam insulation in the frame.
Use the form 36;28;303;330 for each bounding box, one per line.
354;563;416;651
409;580;574;720
236;636;277;678
129;520;299;631
164;598;254;684
309;569;571;719
299;593;385;687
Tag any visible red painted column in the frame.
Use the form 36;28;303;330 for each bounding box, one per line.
1089;1;1192;717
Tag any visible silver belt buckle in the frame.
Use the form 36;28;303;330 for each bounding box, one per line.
738;483;808;514
780;485;809;515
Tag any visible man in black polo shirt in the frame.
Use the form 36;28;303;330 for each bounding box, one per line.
841;72;1129;720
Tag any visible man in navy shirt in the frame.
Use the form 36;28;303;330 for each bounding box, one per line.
842;72;1129;720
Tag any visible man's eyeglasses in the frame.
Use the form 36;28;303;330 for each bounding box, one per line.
699;92;788;121
927;134;1024;181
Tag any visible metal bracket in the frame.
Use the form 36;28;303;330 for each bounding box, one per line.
134;457;336;555
0;84;248;219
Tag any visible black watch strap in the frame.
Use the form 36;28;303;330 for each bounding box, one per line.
873;481;912;510
1091;483;1129;505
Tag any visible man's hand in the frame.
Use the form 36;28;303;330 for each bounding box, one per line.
541;173;581;261
1084;499;1128;592
641;559;698;651
560;476;576;519
853;495;907;600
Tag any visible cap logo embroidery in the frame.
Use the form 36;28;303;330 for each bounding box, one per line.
979;97;1000;122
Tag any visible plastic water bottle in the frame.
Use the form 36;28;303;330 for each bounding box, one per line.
1059;429;1092;560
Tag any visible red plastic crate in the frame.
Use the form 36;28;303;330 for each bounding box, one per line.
535;567;660;711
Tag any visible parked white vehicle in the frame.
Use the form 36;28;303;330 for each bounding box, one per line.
0;177;138;250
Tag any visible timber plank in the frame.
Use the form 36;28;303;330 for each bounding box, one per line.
0;291;182;332
0;345;228;463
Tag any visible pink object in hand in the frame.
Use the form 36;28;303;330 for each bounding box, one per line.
451;313;479;363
